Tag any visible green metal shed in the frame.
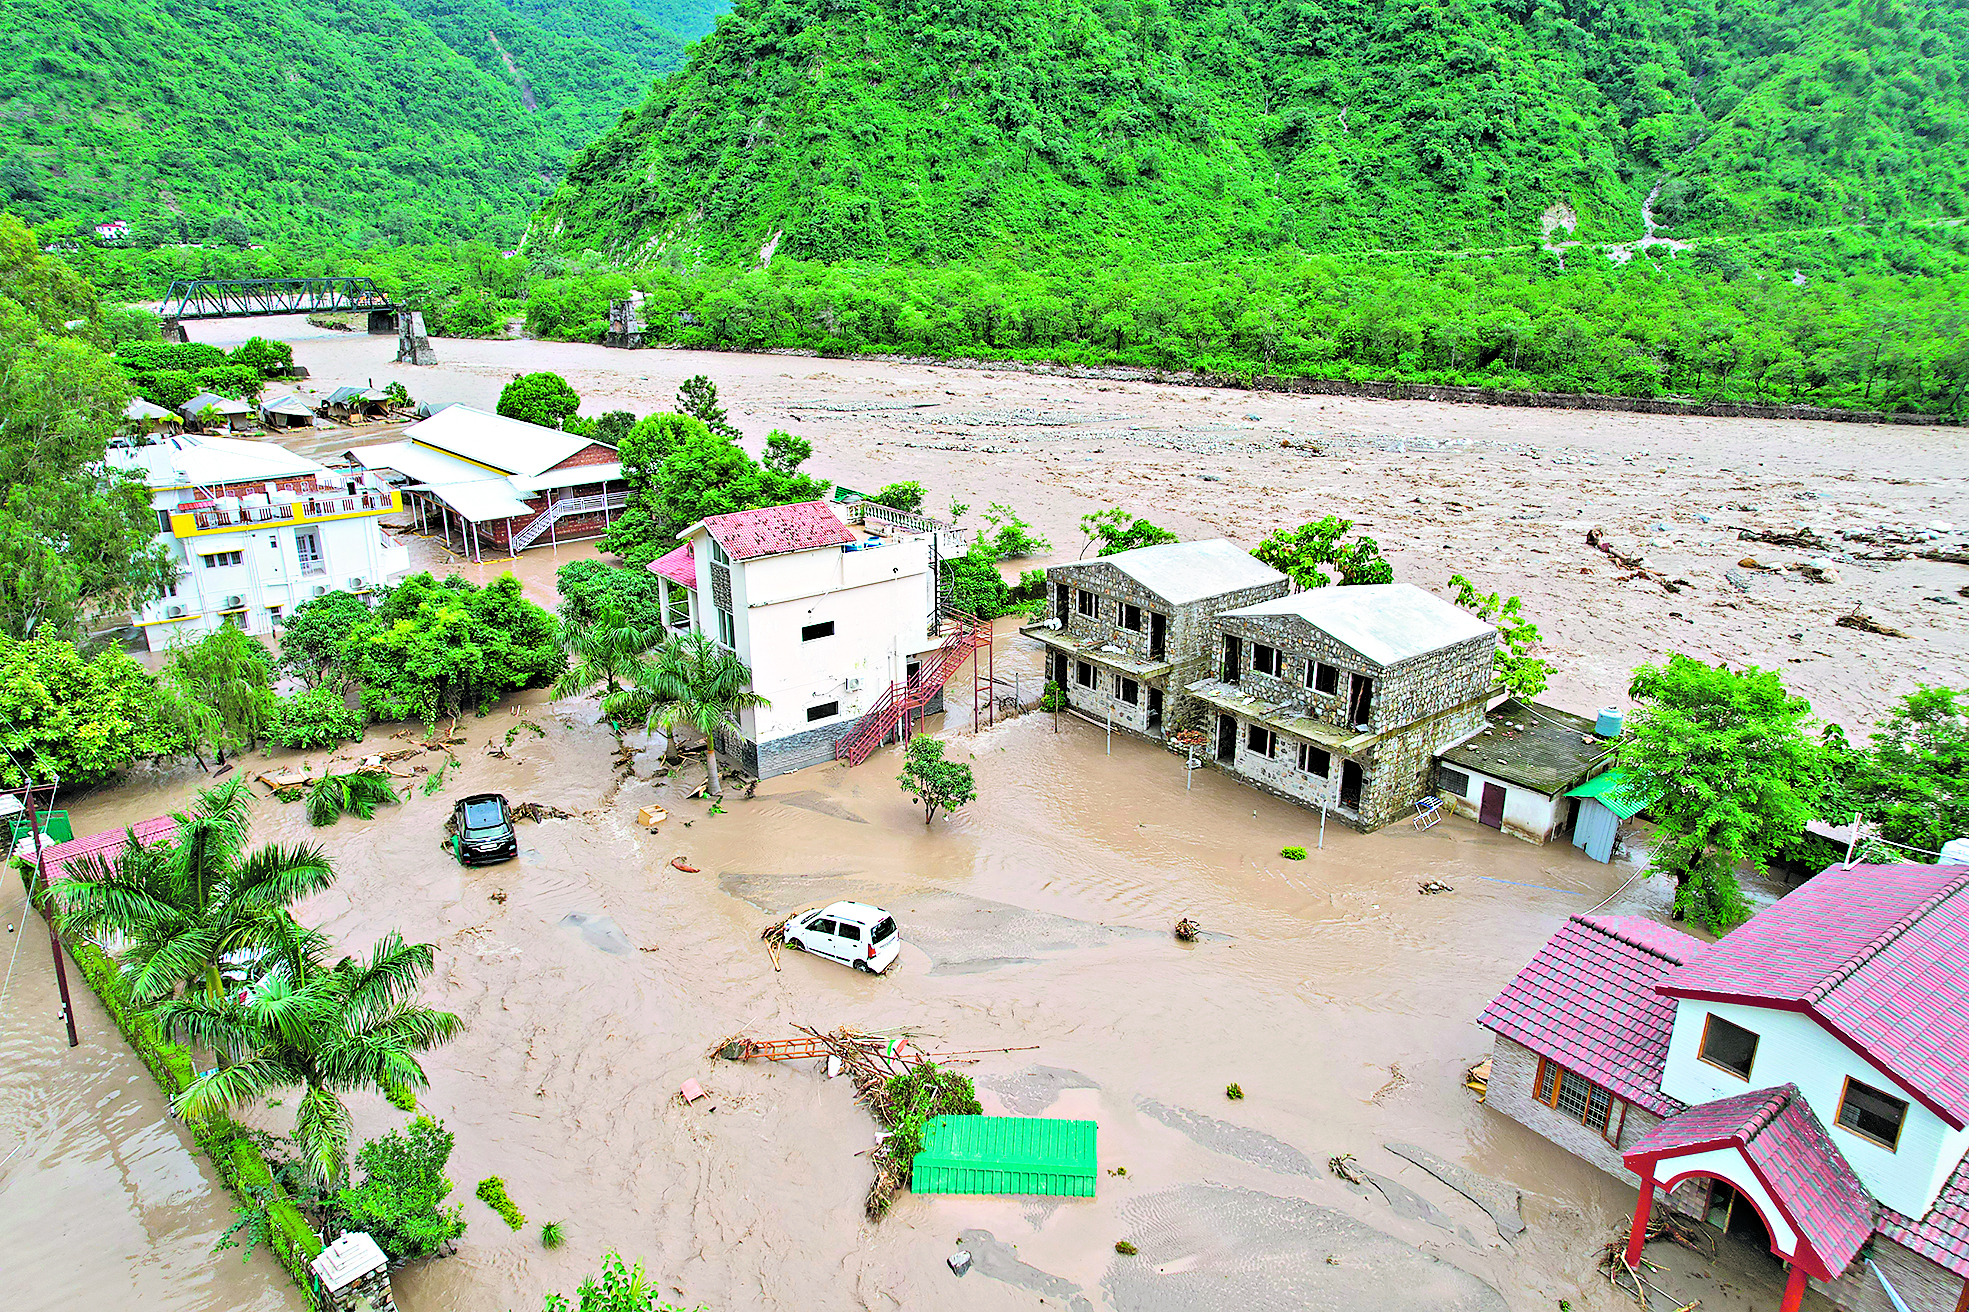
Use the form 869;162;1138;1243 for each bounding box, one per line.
1565;770;1653;863
910;1115;1098;1197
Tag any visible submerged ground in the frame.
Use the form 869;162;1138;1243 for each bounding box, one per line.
3;321;1961;1312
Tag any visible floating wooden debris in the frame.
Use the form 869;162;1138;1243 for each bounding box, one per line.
513;801;575;822
670;856;700;873
1464;1058;1491;1097
1173;917;1201;942
1418;881;1454;895
1836;608;1908;637
1329;1153;1367;1186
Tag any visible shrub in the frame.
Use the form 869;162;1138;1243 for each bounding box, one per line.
943;543;1011;619
1225;1083;1244;1100
982;503;1050;558
868;481;926;514
1280;846;1307;860
541;1220;566;1249
477;1176;525;1229
305;772;400;827
334;1117;468;1263
1115;1240;1138;1255
267;687;367;749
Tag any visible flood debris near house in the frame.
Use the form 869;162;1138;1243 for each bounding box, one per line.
1172;916;1201;941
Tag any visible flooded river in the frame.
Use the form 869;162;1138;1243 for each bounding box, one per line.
8;320;1953;1311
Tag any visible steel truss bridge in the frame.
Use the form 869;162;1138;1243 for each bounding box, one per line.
159;277;395;320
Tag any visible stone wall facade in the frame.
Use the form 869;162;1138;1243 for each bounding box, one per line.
721;689;947;779
1489;1037;1969;1312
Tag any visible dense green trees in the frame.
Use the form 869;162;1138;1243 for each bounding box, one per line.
0;635;182;785
602;413;829;564
345;574;566;727
556;559;672;632
1253;517;1394;588
498;372;583;428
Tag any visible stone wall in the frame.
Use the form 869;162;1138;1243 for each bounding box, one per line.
1051;648;1160;739
1815;1237;1965;1312
1045;560;1286;671
1213;610;1493;737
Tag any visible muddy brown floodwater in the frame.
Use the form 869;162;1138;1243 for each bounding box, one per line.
9;318;1956;1312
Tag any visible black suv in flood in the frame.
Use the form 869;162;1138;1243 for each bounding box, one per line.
451;793;517;865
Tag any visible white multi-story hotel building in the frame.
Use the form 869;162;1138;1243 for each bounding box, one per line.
112;431;410;651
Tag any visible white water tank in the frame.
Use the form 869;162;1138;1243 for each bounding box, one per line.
1596;707;1625;738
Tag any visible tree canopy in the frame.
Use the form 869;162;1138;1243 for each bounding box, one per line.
1253;517;1394;589
497;372;583;429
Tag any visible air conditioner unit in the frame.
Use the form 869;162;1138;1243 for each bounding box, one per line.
312;585;329;598
164;604;186;619
845;677;862;692
223;595;245;610
348;577;366;590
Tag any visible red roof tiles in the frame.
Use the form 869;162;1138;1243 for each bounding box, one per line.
1477;914;1705;1117
1659;863;1969;1129
693;500;854;559
1626;1084;1876;1279
648;543;697;588
36;817;175;880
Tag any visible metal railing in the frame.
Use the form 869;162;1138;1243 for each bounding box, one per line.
510;490;630;551
159;277;394;320
181;490;394;531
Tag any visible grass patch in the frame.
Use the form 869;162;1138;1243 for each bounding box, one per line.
476;1176;525;1230
1280;846;1307;860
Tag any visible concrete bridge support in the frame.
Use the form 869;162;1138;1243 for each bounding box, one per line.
395;310;436;366
160;317;188;344
367;309;399;335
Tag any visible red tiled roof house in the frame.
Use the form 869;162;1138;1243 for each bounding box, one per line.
1479;863;1969;1312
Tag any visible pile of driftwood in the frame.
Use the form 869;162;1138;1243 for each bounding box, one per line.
1598;1208;1716;1311
1585;526;1688;595
511;802;574;822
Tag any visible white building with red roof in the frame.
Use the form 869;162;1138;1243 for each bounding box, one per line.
1480;862;1969;1312
648;500;966;778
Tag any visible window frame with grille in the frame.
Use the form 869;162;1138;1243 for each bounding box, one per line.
1533;1056;1625;1144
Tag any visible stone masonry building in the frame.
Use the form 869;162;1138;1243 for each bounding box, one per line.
1185;583;1497;830
1021;539;1288;739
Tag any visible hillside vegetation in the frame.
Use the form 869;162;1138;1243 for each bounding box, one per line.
1;0;724;246
541;0;1969;263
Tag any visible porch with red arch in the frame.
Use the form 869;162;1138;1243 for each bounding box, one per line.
1621;1084;1876;1312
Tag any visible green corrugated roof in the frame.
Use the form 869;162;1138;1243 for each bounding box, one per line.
910;1115;1098;1197
1565;769;1652;819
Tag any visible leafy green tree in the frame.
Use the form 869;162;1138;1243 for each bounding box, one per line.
605;425;829;565
50;778;334;1003
1447;574;1550;699
332;1116;467;1264
553;603;662;701
556;559;671;632
497;372;581;429
1079;507;1180;557
762;429;812;475
0;634;182;785
897;735;977;825
1253;517;1393;588
604;630;767;798
982;503;1049;558
867;481;926;514
1616;655;1823;932
229;336;293;376
155;930;463;1190
674;375;738;438
944;542;1012;618
305;772;401;828
1846;686;1969;854
158;626;276;764
267;686;368;750
544;1253;695;1312
346;573;565;727
276;591;372;688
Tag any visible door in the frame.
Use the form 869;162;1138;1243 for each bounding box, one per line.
1573;799;1618;863
1149;611;1167;660
1147;687;1163;730
1222;634;1241;683
1339;760;1363;810
834;919;864;963
1479;783;1506;830
805;916;839;957
1056;582;1070;622
1347;673;1374;726
1216;713;1237;762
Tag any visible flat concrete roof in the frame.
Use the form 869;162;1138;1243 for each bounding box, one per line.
1224;583;1493;667
1059;538;1285;607
1439;699;1613;795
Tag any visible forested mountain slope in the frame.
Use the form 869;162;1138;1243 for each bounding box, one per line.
539;0;1969;263
2;0;725;246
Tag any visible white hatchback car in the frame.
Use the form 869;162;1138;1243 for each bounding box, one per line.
783;901;901;974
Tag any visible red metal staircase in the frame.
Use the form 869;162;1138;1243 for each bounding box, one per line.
834;612;990;765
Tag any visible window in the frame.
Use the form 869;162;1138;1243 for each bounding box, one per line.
1697;1015;1760;1081
1077;589;1097;618
295;529;323;575
1440;767;1470;798
801;621;835;641
838;921;862;941
1247;724;1274;757
710;538;730;565
664;580;690;628
1298;743;1330;777
807;701;840;723
202;550;244;568
1837;1077;1908;1151
1312;662;1339;694
1122;603;1142;631
1535;1057;1620;1139
157;508;173;534
1116;677;1139;705
1075;661;1093;688
716;607;736;648
813;918;838;936
871;917;897;943
1252;643;1278;676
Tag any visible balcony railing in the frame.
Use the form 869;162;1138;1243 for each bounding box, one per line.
171;489;399;537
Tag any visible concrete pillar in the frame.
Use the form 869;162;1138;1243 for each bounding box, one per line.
310;1232;397;1312
395;310;436;365
160;317;188;344
1622;1172;1654;1269
1779;1264;1809;1312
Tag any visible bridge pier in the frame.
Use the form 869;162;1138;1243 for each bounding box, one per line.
367;309;399;335
160;317;188;344
395;310;436;366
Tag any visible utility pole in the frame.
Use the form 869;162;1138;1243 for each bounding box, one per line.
13;781;80;1047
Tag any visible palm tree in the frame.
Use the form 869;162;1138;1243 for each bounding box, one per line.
51;778;333;1004
154;930;461;1189
305;771;400;827
603;630;768;797
552;603;662;702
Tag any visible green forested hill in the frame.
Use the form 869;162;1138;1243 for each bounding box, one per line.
539;0;1969;263
2;0;724;246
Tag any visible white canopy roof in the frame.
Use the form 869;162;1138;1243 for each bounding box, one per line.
181;391;253;417
428;480;537;522
110;431;328;489
347;439;539;524
401;404;608;479
1224;583;1495;666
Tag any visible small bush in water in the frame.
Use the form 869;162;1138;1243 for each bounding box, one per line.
476;1176;525;1230
1115;1240;1138;1255
1280;846;1307;860
541;1220;566;1249
1225;1083;1245;1100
